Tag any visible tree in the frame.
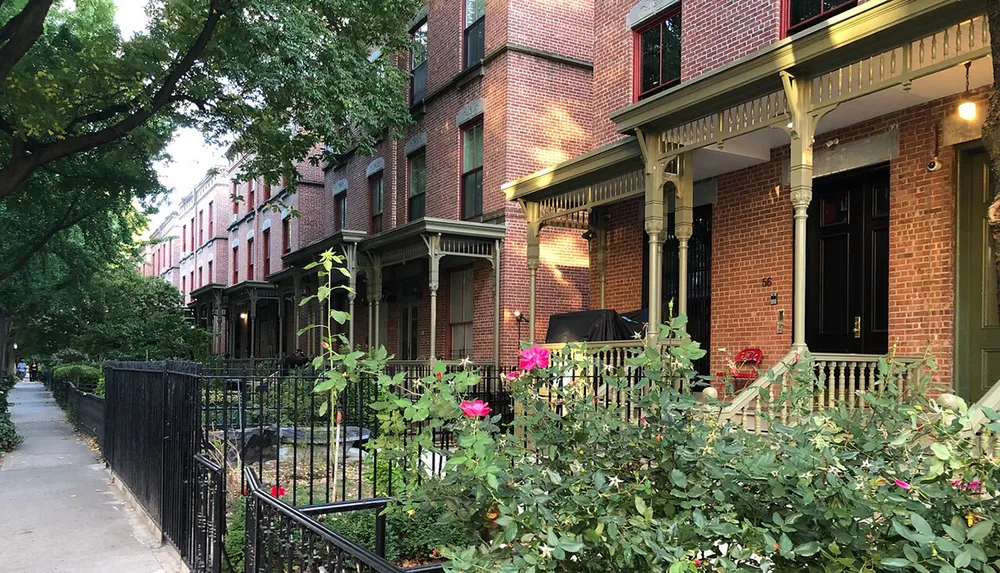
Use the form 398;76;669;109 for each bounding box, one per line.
0;0;420;202
979;1;1000;319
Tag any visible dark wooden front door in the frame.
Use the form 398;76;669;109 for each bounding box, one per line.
805;166;890;355
956;149;1000;402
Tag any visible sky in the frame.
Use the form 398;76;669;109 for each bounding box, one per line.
114;1;227;230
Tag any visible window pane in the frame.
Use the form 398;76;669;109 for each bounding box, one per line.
462;170;483;220
823;0;853;12
660;16;681;85
790;0;821;26
450;272;464;319
372;214;382;234
465;0;485;27
409;193;425;221
412;22;428;67
463;271;474;319
640;26;661;94
409;153;426;197
463;124;483;172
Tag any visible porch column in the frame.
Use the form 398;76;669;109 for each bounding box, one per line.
342;243;359;349
781;71;830;353
493;239;502;366
674;152;695;316
368;254;383;349
292;269;302;351
277;290;285;358
596;227;607;308
638;130;667;345
248;289;259;359
525;202;541;343
424;235;443;360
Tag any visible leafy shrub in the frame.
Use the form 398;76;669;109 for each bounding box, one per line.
224;496;246;573
0;375;17;393
51;363;103;394
48;348;90;365
323;505;467;565
0;412;20;452
355;317;1000;573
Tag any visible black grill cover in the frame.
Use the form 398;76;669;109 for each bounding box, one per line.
544;309;643;344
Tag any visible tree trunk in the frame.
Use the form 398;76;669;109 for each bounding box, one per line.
980;2;1000;321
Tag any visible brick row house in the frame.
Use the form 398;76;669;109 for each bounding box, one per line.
503;0;999;404
171;0;598;365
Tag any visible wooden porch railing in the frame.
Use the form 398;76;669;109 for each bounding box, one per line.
718;351;923;434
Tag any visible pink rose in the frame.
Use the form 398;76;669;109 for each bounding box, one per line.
506;371;522;381
460;399;491;418
519;344;550;371
894;479;911;490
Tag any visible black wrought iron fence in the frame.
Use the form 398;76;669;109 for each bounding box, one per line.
191;454;226;573
244;467;445;573
42;372;106;445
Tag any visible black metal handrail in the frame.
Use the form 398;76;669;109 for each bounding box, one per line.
244;467;406;573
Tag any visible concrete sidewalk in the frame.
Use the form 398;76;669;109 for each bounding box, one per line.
0;380;178;573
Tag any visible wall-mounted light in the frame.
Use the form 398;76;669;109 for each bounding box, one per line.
240;312;248;321
958;61;977;121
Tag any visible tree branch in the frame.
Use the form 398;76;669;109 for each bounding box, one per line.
0;0;229;201
0;184;89;282
0;0;55;90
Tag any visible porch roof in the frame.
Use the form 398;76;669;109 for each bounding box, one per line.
503;0;988;208
361;217;505;267
282;229;367;268
189;283;225;301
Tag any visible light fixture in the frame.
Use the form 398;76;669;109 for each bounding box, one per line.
958;61;977;121
513;311;529;324
240;312;248;320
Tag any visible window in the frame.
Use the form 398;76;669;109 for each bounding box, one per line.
263;181;271;202
247;237;255;280
370;174;383;234
336;193;347;231
411;20;428;103
182;276;186;296
233;246;239;283
198;210;204;244
208;261;213;283
464;0;484;69
190;218;195;250
281;218;291;254
182;225;187;251
400;304;419;360
198;267;203;288
247;181;256;210
232;182;239;215
449;269;474;359
635;8;681;100
189;271;194;293
262;228;271;277
408;150;426;221
461;121;483;220
208;202;214;237
785;0;856;35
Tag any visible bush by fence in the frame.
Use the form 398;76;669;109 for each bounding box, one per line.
0;374;20;452
42;372;105;445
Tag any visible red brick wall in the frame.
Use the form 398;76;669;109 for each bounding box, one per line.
680;0;781;82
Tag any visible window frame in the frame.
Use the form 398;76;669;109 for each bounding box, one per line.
262;228;271;278
208;201;214;237
247;181;256;210
463;0;485;69
369;173;384;235
182;224;187;251
782;0;857;37
198;266;203;288
399;303;420;361
334;192;347;232
410;19;428;103
233;246;239;283
632;5;682;102
281;218;291;256
408;149;426;222
208;260;213;283
247;237;255;281
198;209;204;244
460;119;484;221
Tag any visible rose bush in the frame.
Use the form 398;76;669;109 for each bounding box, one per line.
355;318;1000;572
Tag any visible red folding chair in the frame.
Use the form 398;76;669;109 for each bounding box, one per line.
717;348;763;391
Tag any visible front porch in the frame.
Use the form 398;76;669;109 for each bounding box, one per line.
503;1;996;403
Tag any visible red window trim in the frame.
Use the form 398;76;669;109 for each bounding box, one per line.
632;6;682;102
781;0;857;38
262;228;271;278
247;237;255;281
208;201;214;237
232;246;239;283
281;218;291;255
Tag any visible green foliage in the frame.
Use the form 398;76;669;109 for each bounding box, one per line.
0;375;20;452
224;495;247;573
51;363;102;394
323;505;466;565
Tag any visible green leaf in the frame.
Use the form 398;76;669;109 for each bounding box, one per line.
881;558;912;568
910;512;933;538
955;549;972;569
930;442;951;460
794;541;820;556
671;468;688;488
634;496;647;516
967;520;993;542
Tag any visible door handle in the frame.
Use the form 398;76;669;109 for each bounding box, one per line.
853;316;861;339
